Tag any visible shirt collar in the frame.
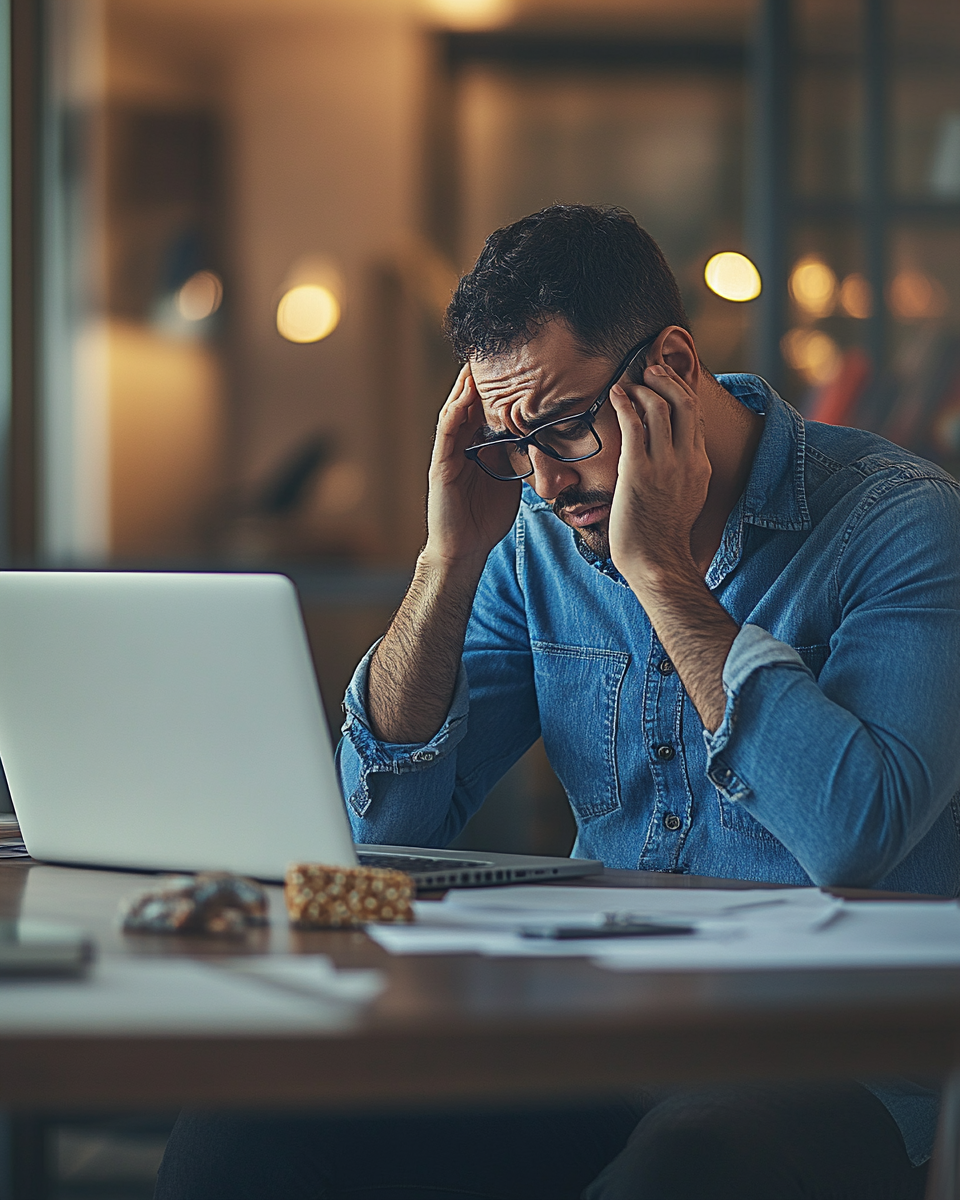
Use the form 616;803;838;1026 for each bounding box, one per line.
718;374;811;533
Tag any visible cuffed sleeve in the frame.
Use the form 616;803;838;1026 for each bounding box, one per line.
342;640;471;777
337;638;470;824
703;624;811;799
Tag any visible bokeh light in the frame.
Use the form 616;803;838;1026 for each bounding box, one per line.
176;270;223;321
838;273;872;319
422;0;513;29
276;285;341;344
781;327;842;385
888;270;948;321
703;252;762;302
788;255;838;318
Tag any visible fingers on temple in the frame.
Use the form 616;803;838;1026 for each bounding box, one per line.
441;366;473;414
437;382;484;465
440;374;477;429
647;366;701;449
609;384;648;455
626;384;673;452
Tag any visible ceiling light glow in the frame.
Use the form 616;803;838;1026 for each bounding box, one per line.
422;0;513;30
276;285;340;344
703;252;762;302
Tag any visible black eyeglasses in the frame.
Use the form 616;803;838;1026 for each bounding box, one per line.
463;333;658;482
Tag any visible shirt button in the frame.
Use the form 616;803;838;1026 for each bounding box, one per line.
654;743;676;762
657;659;675;676
663;813;682;831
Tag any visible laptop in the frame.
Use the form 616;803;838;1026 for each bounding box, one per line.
0;572;601;889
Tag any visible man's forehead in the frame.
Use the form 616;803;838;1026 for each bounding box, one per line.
470;336;611;423
470;355;543;410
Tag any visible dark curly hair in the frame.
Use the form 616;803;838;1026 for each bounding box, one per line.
445;204;689;365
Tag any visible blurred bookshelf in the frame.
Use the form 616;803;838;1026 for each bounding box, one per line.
753;0;960;476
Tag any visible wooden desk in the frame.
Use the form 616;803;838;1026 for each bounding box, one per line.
2;859;959;1116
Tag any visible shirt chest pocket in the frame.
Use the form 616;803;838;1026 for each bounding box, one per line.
531;641;630;820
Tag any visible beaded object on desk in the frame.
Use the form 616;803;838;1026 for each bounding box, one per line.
120;872;269;935
285;863;415;928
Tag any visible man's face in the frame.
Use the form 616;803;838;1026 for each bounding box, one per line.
470;320;625;558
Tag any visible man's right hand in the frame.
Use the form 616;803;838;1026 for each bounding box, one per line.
366;364;520;745
422;365;522;573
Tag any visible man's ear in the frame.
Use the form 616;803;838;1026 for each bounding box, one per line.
650;327;700;386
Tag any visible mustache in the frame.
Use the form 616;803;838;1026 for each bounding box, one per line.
552;487;614;519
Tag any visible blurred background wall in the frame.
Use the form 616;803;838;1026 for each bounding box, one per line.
11;0;960;873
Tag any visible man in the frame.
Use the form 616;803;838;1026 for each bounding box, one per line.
157;205;959;1198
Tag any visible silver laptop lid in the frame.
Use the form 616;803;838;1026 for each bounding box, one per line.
0;571;359;879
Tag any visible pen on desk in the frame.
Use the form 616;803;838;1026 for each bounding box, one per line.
520;920;696;941
810;901;847;931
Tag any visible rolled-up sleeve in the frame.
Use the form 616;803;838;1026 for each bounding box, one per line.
704;475;960;888
336;523;541;848
336;643;470;828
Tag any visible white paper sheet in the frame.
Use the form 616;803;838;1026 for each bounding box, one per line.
596;901;960;972
436;885;835;920
0;955;384;1033
221;955;385;1004
367;887;841;959
367;888;960;971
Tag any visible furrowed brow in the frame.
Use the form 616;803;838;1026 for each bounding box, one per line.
475;423;507;444
475;396;594;444
525;396;594;428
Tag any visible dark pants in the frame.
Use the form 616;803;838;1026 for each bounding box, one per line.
155;1081;929;1200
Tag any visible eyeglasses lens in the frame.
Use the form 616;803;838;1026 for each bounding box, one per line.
474;441;531;480
475;419;600;480
539;418;599;458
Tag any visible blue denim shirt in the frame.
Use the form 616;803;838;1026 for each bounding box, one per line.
339;374;960;1164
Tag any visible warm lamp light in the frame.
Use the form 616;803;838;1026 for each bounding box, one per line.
703;252;761;302
176;270;223;321
422;0;513;29
888;270;948;321
838;273;872;320
276;285;340;344
789;256;838;318
781;327;842;386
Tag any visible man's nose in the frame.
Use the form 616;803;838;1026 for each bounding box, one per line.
527;446;580;502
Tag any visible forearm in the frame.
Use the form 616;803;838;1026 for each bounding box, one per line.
367;551;485;744
626;565;738;732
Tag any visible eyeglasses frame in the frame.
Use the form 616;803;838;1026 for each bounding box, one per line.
463;331;660;482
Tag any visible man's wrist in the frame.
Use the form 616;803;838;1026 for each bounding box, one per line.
618;556;702;606
418;543;489;586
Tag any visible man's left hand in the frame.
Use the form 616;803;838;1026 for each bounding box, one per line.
607;363;711;590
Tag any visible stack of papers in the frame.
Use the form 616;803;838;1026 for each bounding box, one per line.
0;813;28;859
367;886;960;972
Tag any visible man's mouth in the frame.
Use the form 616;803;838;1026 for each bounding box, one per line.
560;503;610;529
